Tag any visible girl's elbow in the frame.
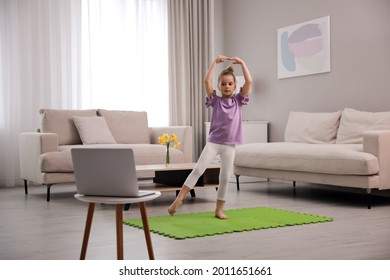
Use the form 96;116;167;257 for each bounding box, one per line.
245;80;253;87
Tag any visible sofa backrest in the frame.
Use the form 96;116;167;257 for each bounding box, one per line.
40;109;98;145
40;108;151;145
284;111;341;144
284;108;390;145
97;109;150;144
336;108;390;144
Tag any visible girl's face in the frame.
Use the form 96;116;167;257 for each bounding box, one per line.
218;74;236;98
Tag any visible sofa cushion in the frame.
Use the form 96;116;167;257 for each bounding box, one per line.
40;109;97;145
41;144;185;173
336;108;390;144
284;111;341;144
234;142;379;175
73;116;116;145
97;109;150;144
40;151;74;173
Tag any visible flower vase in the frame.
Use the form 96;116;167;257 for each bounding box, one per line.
165;145;170;167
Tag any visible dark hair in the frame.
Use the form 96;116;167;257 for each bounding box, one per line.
218;66;236;83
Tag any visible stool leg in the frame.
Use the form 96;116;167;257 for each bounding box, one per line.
139;202;155;260
116;204;124;260
80;202;95;260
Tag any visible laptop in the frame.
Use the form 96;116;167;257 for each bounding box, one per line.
71;148;155;197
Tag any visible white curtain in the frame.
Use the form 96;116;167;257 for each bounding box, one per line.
81;0;168;126
168;0;214;159
0;0;168;187
0;0;81;188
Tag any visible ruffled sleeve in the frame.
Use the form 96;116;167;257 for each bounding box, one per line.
235;87;249;105
205;91;218;107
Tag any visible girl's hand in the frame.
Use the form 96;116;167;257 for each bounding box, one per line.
228;57;244;65
215;55;229;64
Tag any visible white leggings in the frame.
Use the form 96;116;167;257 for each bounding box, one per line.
184;142;235;201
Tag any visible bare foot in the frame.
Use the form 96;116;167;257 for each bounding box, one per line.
168;199;182;216
215;209;229;219
168;186;191;216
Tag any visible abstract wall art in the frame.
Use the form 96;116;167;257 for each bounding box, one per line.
277;16;330;79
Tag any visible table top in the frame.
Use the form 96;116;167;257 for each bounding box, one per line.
136;162;220;172
74;192;161;204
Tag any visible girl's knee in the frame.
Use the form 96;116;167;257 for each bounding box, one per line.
192;166;205;178
218;178;229;187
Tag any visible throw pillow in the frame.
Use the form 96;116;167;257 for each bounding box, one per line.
40;109;97;145
73;116;116;145
97;109;150;144
336;108;390;144
284;111;341;144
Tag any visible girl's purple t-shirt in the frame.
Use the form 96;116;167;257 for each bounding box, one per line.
205;89;249;145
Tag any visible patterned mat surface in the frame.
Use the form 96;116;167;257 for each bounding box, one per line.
124;207;333;240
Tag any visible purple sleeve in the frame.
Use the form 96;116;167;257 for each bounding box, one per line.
205;91;218;107
235;88;249;105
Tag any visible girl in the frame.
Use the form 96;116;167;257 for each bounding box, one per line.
168;55;252;219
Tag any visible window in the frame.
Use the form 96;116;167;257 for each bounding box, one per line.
81;0;168;126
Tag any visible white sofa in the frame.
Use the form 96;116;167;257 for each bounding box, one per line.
19;109;193;201
234;108;390;208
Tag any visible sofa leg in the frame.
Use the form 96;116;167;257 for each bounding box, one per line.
24;179;28;195
235;175;240;191
366;189;372;209
292;181;296;196
46;184;52;202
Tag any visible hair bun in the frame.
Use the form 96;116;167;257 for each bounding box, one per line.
218;65;236;83
226;66;234;73
220;66;234;76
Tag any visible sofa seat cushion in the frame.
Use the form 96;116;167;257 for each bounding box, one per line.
40;144;185;173
234;143;379;175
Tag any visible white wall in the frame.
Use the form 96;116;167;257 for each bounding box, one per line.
214;0;390;141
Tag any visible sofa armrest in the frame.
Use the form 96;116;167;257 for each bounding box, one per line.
19;132;59;184
149;126;193;163
363;130;390;189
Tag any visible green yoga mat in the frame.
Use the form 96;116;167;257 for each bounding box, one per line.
124;207;333;240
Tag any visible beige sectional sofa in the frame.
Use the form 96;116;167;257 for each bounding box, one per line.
234;108;390;208
19;109;193;201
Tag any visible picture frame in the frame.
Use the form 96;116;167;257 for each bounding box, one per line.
277;16;330;79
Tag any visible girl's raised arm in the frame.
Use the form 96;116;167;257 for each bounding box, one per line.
229;57;253;98
204;55;229;98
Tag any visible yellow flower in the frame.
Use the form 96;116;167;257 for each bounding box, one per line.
157;133;180;148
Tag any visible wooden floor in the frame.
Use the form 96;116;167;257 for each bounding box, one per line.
1;179;390;260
